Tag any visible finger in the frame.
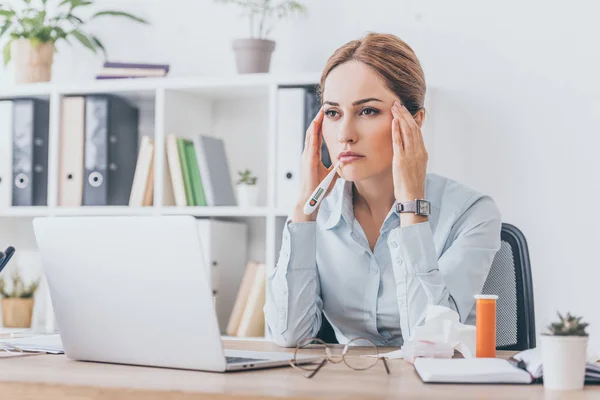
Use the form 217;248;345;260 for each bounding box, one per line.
305;107;324;150
397;104;421;151
393;104;415;152
392;117;404;154
310;108;325;158
325;163;341;196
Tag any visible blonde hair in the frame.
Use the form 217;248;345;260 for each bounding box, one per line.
319;32;426;116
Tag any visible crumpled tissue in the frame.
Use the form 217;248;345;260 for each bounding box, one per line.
408;304;476;358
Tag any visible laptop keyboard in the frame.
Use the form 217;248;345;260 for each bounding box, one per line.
226;356;267;365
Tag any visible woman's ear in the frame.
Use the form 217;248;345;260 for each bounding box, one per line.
414;109;425;128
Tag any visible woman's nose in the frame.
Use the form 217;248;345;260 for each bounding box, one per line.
337;120;358;144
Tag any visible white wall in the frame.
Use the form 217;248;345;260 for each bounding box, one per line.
2;0;599;351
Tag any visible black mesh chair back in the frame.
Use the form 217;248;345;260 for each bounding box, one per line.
481;223;536;350
318;223;536;350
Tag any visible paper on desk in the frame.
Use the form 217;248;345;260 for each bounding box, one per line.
375;349;404;359
0;334;64;354
408;305;476;358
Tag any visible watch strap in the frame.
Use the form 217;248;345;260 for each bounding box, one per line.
395;200;417;213
396;199;431;215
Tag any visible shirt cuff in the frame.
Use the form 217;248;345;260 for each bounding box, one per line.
387;221;438;275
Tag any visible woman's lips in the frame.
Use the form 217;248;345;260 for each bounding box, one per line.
338;155;364;163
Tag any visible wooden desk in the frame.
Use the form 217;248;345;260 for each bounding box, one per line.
0;340;598;399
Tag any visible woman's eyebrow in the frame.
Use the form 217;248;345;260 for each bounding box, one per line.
323;98;384;107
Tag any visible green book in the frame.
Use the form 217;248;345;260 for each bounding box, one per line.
184;140;207;206
177;138;194;206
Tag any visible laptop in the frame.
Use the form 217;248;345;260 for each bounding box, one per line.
32;215;317;372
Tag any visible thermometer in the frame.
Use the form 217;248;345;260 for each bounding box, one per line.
303;163;340;215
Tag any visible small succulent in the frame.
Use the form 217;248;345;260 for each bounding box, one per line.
545;312;589;336
237;169;257;185
0;268;40;299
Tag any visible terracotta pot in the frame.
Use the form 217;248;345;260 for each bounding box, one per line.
2;298;35;328
11;39;54;84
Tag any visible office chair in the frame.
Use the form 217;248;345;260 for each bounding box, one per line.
481;223;536;350
318;223;536;350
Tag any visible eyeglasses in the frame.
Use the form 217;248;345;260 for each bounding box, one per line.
289;337;390;378
0;342;44;358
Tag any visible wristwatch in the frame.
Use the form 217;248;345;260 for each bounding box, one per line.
395;199;431;216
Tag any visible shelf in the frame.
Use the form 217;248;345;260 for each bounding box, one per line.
0;206;156;218
0;206;277;218
161;206;270;217
0;73;321;99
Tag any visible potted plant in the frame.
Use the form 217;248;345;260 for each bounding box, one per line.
236;169;259;207
0;0;148;84
541;312;589;390
0;268;40;328
215;0;307;73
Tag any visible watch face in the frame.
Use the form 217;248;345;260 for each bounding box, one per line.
418;200;431;215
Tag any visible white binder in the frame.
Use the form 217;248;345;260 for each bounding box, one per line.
275;88;306;211
0;100;13;210
58;96;85;207
195;219;248;332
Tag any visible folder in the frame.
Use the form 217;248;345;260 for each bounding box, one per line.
58;96;85;207
276;88;305;211
0;100;13;210
12;98;49;206
83;95;139;206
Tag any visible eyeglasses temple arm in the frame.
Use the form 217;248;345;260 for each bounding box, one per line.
306;359;328;378
381;357;390;375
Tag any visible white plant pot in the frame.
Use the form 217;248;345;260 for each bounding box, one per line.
541;335;588;390
236;184;259;207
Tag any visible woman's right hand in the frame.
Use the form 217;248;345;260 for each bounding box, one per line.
292;107;340;223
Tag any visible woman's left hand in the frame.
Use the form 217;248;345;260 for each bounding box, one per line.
391;100;428;209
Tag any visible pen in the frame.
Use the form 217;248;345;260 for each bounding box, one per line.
0;246;15;274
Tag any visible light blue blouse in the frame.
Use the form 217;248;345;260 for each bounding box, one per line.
264;173;502;347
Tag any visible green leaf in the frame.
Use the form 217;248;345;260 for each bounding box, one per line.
0;9;16;18
91;10;148;24
67;13;84;24
3;40;11;66
71;29;96;53
0;21;11;38
91;35;107;59
60;0;92;10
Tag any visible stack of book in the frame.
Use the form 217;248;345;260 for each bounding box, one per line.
225;261;266;337
165;133;237;207
96;62;170;80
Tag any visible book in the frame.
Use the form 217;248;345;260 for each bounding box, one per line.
193;135;236;206
184;140;207;206
165;133;186;206
414;348;600;384
128;136;154;207
226;261;260;336
236;262;266;337
177;138;194;206
96;62;170;80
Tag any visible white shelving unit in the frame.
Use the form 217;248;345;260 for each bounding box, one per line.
0;72;437;337
0;73;323;336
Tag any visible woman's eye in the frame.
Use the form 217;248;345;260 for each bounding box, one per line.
324;109;339;118
360;107;379;116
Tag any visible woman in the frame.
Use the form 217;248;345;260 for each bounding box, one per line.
265;33;502;347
